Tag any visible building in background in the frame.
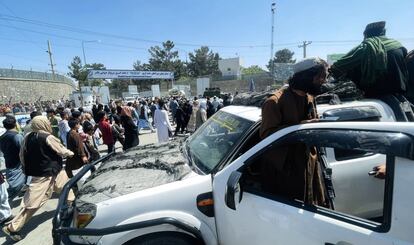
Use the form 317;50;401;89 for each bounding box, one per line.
81;86;111;104
218;57;243;79
273;63;295;82
70;91;94;109
196;77;210;97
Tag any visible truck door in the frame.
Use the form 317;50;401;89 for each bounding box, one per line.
324;147;385;219
213;126;413;245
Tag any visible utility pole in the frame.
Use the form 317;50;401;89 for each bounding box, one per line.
47;40;56;80
298;41;312;58
82;41;87;66
270;2;276;81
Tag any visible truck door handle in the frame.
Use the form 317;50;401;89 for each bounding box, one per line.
325;242;353;245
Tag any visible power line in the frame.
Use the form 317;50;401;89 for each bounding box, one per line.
0;15;164;44
0;23;84;41
0;36;152;56
1;14;414;50
6;18;410;51
0;14;271;48
0;53;47;63
0;3;45;51
313;38;414;44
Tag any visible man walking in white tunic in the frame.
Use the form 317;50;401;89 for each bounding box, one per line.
154;99;173;143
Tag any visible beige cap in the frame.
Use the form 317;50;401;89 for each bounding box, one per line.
293;57;326;73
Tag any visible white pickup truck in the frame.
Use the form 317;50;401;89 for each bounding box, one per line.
53;99;414;245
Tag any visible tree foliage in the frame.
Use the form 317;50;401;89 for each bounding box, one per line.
133;60;150;71
109;78;130;92
67;56;85;86
85;63;106;86
147;40;186;80
267;48;295;70
241;65;266;75
187;46;221;77
67;56;106;87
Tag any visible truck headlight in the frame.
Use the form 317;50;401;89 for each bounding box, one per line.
74;203;96;228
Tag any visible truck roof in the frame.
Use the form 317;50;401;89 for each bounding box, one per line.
220;105;262;122
221;99;396;122
317;99;395;121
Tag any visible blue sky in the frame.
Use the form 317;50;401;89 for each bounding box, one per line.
0;0;413;75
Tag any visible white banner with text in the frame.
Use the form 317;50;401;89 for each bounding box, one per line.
88;70;174;79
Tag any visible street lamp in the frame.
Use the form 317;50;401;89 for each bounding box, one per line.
81;40;101;66
81;40;101;89
270;2;276;82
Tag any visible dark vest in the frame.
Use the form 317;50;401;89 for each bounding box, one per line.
0;130;21;169
24;132;62;177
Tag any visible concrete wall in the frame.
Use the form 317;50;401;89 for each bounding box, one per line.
0;77;75;103
273;63;294;82
211;79;280;94
219;57;243;77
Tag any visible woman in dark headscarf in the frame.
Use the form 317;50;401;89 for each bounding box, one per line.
120;106;139;151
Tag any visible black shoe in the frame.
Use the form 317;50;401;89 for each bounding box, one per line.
2;225;22;242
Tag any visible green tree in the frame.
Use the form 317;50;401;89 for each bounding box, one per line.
133;60;150;71
85;63;106;86
67;56;106;87
187;46;221;77
68;56;86;87
267;48;295;70
109;79;130;92
131;60;154;90
241;65;266;75
147;40;186;79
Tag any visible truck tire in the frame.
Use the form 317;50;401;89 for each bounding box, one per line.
123;231;200;245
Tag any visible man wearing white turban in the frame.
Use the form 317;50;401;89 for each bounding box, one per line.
259;57;330;208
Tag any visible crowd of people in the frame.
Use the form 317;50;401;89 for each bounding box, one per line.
0;100;73;116
1;20;410;242
0;94;229;241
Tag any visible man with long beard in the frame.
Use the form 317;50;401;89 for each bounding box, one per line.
259;57;330;207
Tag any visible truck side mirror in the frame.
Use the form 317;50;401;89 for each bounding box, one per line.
225;171;243;210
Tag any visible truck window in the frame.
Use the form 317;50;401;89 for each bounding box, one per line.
334;148;374;161
321;106;382;122
241;129;408;232
322;106;381;161
186;111;253;173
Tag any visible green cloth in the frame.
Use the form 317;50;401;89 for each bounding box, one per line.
49;116;60;138
331;36;403;88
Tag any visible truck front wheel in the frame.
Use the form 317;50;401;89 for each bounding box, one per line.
123;231;201;245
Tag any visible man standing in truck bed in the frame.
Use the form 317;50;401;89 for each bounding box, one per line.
330;21;412;121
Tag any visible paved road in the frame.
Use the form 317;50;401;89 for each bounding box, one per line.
0;130;158;245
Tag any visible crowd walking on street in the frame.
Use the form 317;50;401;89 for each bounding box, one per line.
0;94;222;242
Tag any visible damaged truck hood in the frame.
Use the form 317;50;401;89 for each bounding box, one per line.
77;140;193;204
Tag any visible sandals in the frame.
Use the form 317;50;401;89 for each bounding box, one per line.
2;225;22;242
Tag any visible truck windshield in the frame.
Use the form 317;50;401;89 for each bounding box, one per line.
186;111;253;173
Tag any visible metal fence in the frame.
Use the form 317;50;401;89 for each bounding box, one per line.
0;68;74;86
